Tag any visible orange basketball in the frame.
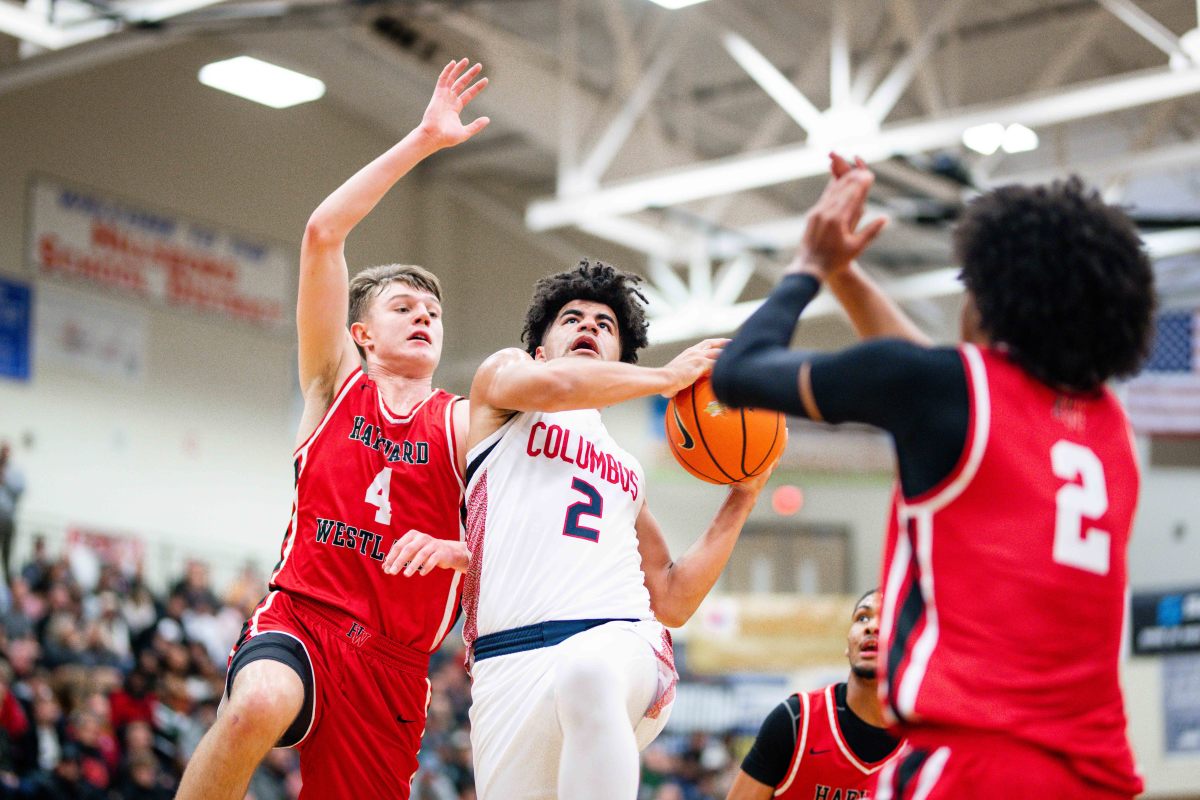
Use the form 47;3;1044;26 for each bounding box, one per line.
664;375;786;485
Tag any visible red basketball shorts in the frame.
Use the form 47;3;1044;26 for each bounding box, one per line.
228;591;432;800
873;728;1139;800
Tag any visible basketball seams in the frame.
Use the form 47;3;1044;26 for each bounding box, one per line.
690;380;738;483
745;411;783;478
738;408;750;479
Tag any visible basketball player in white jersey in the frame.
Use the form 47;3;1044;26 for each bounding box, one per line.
457;260;777;800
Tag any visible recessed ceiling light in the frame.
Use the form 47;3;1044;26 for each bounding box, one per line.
962;122;1038;155
962;122;1006;155
645;0;712;9
198;56;325;109
1001;123;1039;154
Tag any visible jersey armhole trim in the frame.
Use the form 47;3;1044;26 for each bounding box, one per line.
901;344;991;514
775;691;810;796
445;396;466;489
294;369;364;456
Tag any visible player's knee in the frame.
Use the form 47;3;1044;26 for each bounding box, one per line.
554;656;624;724
225;667;304;743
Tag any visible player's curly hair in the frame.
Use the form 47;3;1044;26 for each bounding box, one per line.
954;177;1156;393
521;259;650;364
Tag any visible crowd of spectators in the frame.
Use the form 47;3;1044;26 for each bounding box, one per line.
0;535;746;800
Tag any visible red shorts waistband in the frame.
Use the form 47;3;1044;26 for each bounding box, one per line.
289;594;430;677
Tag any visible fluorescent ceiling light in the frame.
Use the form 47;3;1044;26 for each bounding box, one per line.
646;0;711;8
962;122;1038;155
1001;123;1039;153
961;122;1005;155
198;56;325;109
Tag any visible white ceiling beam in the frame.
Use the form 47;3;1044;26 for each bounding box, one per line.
577;27;682;184
722;30;823;135
993;138;1200;186
865;0;965;123
830;0;851;108
1144;227;1200;259
648;266;963;345
886;0;947;114
711;254;757;306
0;1;112;48
1094;0;1188;61
647;257;691;308
527;65;1200;231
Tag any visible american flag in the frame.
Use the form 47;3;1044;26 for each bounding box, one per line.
1125;310;1200;435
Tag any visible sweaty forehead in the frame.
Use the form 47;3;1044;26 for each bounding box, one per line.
557;299;615;319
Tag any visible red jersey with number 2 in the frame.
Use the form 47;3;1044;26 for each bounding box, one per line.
878;344;1142;796
775;684;901;800
271;369;465;652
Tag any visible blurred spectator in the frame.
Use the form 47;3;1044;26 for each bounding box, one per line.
0;443;24;584
0;538;749;799
18;742;105;800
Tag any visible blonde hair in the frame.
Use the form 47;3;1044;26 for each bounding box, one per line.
348;264;442;324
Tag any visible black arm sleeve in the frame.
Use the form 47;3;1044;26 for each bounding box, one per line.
711;273;820;416
740;697;801;788
711;275;971;498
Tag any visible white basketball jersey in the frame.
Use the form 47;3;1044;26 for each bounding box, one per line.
461;409;654;649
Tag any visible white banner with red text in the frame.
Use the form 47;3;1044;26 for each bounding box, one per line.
28;177;290;327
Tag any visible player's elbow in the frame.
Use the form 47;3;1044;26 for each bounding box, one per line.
649;595;694;628
302;215;342;250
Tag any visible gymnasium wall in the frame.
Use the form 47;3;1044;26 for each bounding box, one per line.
0;40;423;577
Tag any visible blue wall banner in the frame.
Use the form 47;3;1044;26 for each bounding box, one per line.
0;277;32;382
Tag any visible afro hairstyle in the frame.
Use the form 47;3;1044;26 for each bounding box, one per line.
954;177;1156;393
521;259;650;364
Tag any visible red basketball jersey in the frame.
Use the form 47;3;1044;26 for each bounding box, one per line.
878;345;1142;795
775;684;901;800
269;369;465;652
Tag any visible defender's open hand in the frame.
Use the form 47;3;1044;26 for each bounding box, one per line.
418;58;490;150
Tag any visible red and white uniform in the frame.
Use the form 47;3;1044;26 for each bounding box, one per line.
877;345;1142;798
231;369;464;800
266;368;465;650
775;685;901;800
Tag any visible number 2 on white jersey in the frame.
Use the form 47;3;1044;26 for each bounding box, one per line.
1051;440;1110;575
365;467;393;525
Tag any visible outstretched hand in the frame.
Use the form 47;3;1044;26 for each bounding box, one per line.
383;530;470;577
788;154;887;280
418;58;491;150
661;338;729;398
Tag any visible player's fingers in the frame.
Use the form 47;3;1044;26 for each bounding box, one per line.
437;59;457;87
405;542;440;577
850;216;889;254
464;117;491;138
827;171;874;224
830;152;852;178
383;541;406;574
458;76;489;107
452;63;484;95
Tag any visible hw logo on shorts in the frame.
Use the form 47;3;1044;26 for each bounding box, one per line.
347;622;372;647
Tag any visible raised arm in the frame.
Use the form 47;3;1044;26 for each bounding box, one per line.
635;468;772;628
823;155;930;345
296;59;490;434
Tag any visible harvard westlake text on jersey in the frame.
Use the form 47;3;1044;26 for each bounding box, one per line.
350;415;430;465
813;787;870;800
314;517;391;562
